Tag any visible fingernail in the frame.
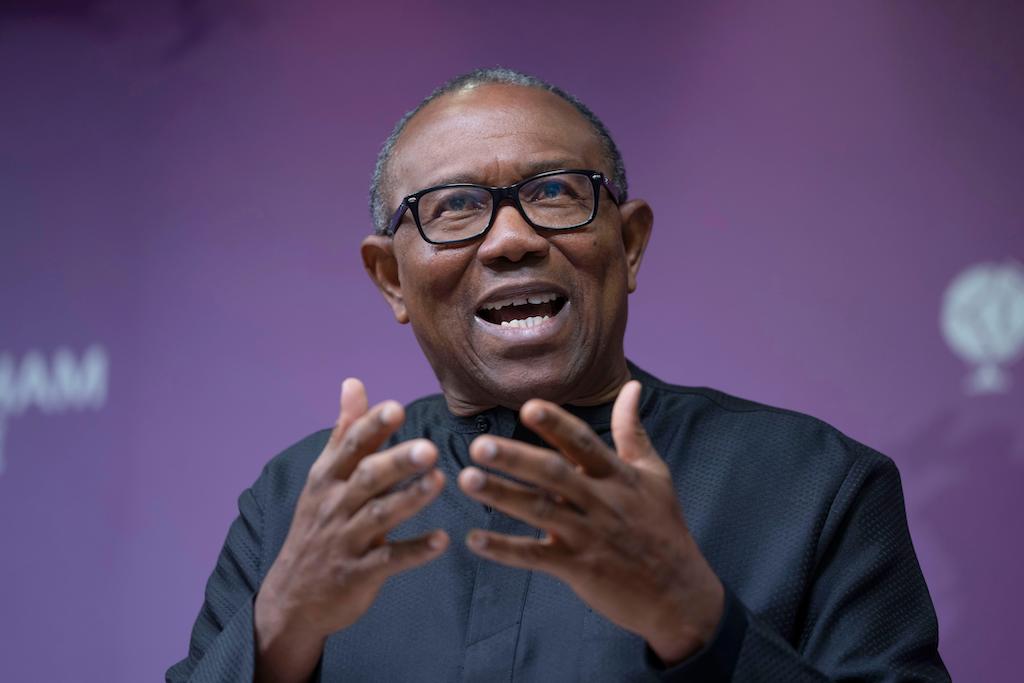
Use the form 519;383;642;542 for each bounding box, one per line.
461;468;485;492
381;403;399;423
417;473;436;493
429;532;446;550
533;406;548;422
410;442;431;466
467;533;487;550
478;440;497;462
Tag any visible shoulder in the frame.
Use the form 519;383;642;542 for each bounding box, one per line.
253;393;449;504
632;362;891;482
252;428;333;509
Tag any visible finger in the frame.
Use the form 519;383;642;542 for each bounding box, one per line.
458;467;586;546
465;530;563;573
310;379;370;482
519;400;619;478
360;529;449;579
611;380;653;464
321;400;405;480
345;469;445;550
334;378;369;443
469;436;597;510
339;439;438;516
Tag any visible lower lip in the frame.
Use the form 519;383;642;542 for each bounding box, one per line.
473;301;570;342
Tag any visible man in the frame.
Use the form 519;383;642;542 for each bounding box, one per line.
167;69;949;682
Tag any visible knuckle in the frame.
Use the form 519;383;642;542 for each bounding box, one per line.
541;456;569;483
315;485;347;522
572;430;596;455
331;562;359;587
342;418;377;456
410;477;433;500
531;495;554;520
354;461;378;490
499;447;516;467
525;542;547;562
375;544;393;566
315;498;335;525
306;461;328;488
620;465;641;488
368;498;388;524
340;430;363;458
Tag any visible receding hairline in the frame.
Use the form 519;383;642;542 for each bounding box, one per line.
369;68;629;236
386;83;609;195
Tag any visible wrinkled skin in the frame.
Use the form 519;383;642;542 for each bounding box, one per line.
254;379;449;683
253;84;723;683
361;84;653;415
458;381;724;665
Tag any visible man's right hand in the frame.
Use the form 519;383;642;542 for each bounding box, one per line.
253;378;449;683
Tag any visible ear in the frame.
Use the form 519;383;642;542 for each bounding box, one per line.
361;234;409;324
617;199;654;293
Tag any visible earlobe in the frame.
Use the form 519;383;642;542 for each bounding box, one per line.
618;200;654;293
361;235;409;324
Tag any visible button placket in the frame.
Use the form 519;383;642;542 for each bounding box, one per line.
474;416;493;514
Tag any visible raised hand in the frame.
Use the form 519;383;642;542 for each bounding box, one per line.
254;378;449;683
456;380;724;666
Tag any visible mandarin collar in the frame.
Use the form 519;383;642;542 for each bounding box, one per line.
443;359;656;436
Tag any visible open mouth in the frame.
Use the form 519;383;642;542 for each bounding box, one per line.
476;292;568;329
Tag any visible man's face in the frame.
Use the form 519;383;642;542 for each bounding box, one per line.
366;84;652;411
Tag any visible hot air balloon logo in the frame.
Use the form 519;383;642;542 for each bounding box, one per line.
941;261;1024;394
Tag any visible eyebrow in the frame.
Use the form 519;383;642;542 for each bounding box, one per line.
423;158;584;189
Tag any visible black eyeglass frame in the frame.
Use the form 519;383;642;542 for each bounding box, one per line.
386;168;624;245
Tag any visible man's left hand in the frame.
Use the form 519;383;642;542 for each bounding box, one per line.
457;380;724;666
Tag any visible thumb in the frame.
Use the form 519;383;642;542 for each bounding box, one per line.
611;380;653;464
331;377;369;445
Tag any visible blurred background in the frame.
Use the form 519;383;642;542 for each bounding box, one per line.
2;1;1022;680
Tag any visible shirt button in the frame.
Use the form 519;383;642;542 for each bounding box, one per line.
476;416;489;433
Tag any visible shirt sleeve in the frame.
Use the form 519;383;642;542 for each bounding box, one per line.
165;483;264;683
651;455;949;682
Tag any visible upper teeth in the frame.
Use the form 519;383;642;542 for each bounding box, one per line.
481;292;558;311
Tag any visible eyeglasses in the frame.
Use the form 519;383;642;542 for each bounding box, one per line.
386;169;623;245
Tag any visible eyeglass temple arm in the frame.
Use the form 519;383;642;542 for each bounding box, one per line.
601;176;624;205
386;202;409;236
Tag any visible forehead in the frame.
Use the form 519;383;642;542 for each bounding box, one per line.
389;84;607;195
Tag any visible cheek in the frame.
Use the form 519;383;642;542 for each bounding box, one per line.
570;240;629;324
564;233;627;288
398;248;473;321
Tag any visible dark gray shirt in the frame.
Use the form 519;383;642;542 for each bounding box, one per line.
167;363;949;681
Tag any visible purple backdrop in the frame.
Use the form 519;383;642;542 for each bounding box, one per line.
2;2;1022;680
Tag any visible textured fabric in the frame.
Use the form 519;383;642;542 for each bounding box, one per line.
167;362;949;682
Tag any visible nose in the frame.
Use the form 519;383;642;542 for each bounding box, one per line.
476;202;550;266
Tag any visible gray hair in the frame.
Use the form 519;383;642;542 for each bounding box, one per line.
369;67;629;235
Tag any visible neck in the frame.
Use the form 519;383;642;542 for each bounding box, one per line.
441;358;632;417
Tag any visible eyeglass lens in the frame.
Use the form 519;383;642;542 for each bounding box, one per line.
415;172;596;243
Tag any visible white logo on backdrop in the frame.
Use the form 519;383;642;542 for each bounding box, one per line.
0;345;109;476
941;261;1024;394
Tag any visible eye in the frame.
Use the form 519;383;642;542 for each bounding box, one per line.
422;188;488;221
440;193;481;213
523;176;586;204
530;180;570;201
